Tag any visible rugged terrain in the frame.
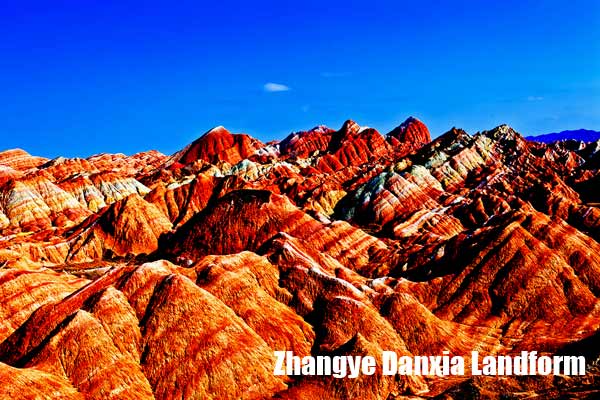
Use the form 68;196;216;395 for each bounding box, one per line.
1;117;600;399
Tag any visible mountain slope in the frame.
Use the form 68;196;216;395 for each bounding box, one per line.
0;118;599;399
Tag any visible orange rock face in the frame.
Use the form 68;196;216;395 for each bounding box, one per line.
177;126;265;165
386;116;432;156
1;118;599;399
0;149;48;171
279;125;336;158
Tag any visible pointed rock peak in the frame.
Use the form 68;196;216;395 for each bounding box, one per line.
433;127;472;148
400;116;422;126
387;116;431;147
282;125;333;142
482;124;520;141
287;125;334;137
201;125;231;138
309;125;334;133
446;127;470;139
177;125;263;165
494;124;514;134
340;119;362;136
279;125;336;157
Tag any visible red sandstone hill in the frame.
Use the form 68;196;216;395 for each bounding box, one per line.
175;126;265;165
0;118;599;399
386;116;432;155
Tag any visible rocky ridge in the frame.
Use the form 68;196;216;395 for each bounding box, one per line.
1;117;599;399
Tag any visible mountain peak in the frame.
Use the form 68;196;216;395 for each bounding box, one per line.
386;116;431;156
176;126;263;165
482;124;520;142
0;148;48;170
203;125;230;136
402;116;422;125
341;119;362;135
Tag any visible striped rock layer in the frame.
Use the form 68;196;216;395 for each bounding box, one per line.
0;118;599;398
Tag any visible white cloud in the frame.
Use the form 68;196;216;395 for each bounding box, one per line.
527;96;544;101
264;82;290;92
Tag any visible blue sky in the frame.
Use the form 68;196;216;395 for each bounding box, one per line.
1;0;599;158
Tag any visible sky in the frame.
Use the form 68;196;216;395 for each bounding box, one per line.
1;0;599;158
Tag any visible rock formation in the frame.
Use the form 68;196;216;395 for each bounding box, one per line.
0;118;599;399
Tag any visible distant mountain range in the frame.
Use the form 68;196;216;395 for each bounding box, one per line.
527;129;600;143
